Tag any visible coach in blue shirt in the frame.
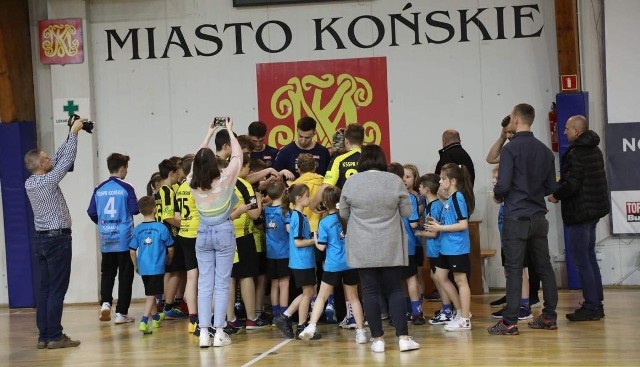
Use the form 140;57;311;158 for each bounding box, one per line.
273;116;330;178
24;116;87;349
88;153;139;324
488;103;559;335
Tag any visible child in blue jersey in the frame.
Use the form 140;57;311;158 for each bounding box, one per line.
273;184;317;339
425;163;475;332
264;180;291;319
129;196;174;334
415;174;454;325
87;153;139;324
298;186;368;343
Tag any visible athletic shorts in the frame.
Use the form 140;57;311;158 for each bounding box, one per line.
231;234;259;279
291;268;316;288
428;257;438;273
322;269;359;287
165;236;186;272
257;251;267;275
415;246;424;266
436;254;470;274
176;236;197;271
142;274;164;296
402;255;418;279
267;258;290;280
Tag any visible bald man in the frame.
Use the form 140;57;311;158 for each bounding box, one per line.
548;115;609;322
435;129;475;185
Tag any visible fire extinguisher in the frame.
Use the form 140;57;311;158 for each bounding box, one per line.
549;102;558;152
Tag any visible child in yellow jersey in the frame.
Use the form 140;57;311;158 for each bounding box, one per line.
249;157;270;324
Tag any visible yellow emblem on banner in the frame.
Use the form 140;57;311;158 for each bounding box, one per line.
41;24;80;58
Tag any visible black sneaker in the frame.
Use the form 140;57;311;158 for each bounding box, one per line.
491;308;504;319
410;312;426;325
566;306;601;321
598;305;605;318
490;295;507;308
528;314;558;330
487;320;519;335
225;321;241;334
296;324;322;340
274;315;295;338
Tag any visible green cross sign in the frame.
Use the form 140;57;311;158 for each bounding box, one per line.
63;100;79;117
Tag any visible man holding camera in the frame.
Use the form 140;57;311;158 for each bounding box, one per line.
24;115;87;349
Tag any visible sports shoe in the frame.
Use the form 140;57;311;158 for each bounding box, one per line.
164;307;187;319
528;314;558;330
355;329;368;344
258;312;273;326
530;298;542;308
338;316;349;328
246;317;269;330
139;321;152;334
296;324;322;340
152;319;161;328
178;299;189;314
47;334;81;349
491;308;504;319
199;328;212;347
213;331;232;347
398;336;420;352
487;320;519;335
598;304;605;318
410;313;426;325
324;303;337;324
340;316;357;329
225;321;241;335
114;313;135;324
444;316;471;331
519;305;533;320
99;302;111;321
429;310;452;325
490;295;506;308
371;339;385;353
566;306;601;321
298;324;317;341
37;340;48;349
274;315;295;339
188;321;198;334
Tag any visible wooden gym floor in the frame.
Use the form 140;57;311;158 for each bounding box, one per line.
2;289;638;367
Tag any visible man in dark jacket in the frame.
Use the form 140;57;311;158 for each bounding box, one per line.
435;129;475;185
548;115;609;321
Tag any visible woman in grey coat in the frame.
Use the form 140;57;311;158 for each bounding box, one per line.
339;144;420;353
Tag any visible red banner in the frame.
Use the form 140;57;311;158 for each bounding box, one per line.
39;18;84;65
256;57;390;158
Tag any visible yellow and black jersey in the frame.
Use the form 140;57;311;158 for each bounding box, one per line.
176;181;200;238
233;177;256;238
154;184;179;237
323;148;361;189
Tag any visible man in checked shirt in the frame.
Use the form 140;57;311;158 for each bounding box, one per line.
24;116;87;349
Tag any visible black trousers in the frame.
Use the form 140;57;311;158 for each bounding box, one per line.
100;250;134;315
358;266;408;338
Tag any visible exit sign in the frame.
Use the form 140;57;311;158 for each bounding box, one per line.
561;74;578;91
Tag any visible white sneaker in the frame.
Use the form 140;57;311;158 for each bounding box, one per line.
444;317;471;331
99;302;111;321
213;331;232;347
114;313;135;324
355;329;367;344
371;339;385;353
199;329;212;348
298;324;316;341
399;336;420;352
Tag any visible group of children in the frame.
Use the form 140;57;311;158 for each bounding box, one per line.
124;123;479;350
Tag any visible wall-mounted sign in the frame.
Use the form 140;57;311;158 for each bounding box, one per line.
53;98;90;125
38;18;84;65
561;74;578;91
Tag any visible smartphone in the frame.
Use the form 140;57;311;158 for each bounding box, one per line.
212;116;228;128
249;197;258;209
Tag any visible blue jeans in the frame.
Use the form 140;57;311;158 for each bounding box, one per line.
33;233;72;341
566;220;603;310
502;216;558;325
196;218;236;329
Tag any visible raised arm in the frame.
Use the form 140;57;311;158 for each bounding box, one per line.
486;133;507;164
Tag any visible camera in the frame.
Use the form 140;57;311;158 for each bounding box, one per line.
213;116;228;128
68;114;95;134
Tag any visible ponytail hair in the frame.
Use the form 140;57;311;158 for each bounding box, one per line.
281;183;309;216
441;163;475;214
322;186;347;234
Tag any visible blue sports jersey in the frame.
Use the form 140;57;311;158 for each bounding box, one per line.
424;199;444;258
251;145;279;167
264;205;290;259
88;177;139;253
317;213;349;272
438;191;470;255
402;192;420;256
273;142;331;178
129;221;174;276
288;209;315;269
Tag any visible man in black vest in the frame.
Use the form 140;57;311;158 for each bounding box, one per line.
548;115;609;321
435;129;475;186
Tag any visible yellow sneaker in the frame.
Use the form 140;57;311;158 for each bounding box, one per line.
152;319;161;328
188;321;198;334
158;312;166;321
139;322;152;334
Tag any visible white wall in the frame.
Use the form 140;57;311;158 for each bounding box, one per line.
1;0;637;306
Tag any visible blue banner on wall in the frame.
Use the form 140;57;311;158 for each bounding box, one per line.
605;121;640;234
